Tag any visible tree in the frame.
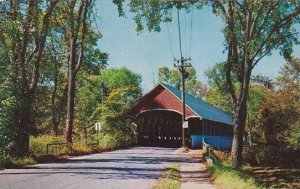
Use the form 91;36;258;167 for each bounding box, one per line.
87;68;142;147
205;62;233;113
257;57;300;147
210;1;300;168
0;0;108;155
35;1;108;138
158;66;207;99
65;0;93;143
100;67;142;101
0;0;59;156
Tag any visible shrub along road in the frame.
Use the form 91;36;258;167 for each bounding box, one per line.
0;147;213;189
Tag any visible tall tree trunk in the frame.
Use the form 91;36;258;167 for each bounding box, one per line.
65;36;76;143
231;101;247;168
230;56;252;168
64;0;91;143
246;115;253;146
16;96;32;156
58;84;68;130
65;76;75;143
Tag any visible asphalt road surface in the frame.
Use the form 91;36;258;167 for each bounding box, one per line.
0;147;184;189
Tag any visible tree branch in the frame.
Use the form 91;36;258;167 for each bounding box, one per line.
19;0;35;90
74;0;93;74
214;0;228;18
29;0;58;93
251;6;300;62
252;32;299;69
256;1;279;38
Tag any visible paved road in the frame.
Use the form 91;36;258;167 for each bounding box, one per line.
0;147;185;189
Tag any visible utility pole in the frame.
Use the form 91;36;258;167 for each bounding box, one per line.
174;6;192;147
174;57;191;147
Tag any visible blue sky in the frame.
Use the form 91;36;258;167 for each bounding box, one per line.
96;1;300;92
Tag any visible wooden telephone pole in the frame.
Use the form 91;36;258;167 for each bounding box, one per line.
174;57;191;147
173;6;192;147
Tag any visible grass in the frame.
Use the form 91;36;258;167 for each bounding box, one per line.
180;147;189;153
30;135;70;158
208;162;266;189
153;164;181;189
208;149;300;189
0;156;36;168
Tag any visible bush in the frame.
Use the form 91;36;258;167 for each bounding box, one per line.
98;132;136;150
243;145;300;167
30;135;70;157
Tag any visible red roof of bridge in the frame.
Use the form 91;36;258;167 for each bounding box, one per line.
126;84;198;118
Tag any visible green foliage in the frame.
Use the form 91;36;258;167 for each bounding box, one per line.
97;85;140;147
247;85;266;119
0;77;20;156
285;121;300;150
100;67;142;96
205;62;235;113
29;135;70;157
75;67;142;149
124;1;203;33
206;86;232;114
98;131;135;150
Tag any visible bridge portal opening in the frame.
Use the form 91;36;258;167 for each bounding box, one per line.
136;110;185;147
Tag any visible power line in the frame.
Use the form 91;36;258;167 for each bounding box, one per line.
92;6;102;37
184;8;187;57
166;22;175;59
177;8;183;58
189;5;194;57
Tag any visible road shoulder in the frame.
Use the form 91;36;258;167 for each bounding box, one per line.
178;149;216;189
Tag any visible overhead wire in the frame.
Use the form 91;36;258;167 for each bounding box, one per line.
189;5;194;58
177;8;183;58
184;8;187;57
92;10;102;36
166;22;175;59
167;5;194;60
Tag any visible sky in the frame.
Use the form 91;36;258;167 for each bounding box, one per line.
95;1;300;93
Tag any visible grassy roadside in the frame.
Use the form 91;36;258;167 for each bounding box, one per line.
207;149;300;188
0;135;133;169
208;162;266;189
153;164;181;189
0;156;36;169
206;149;265;189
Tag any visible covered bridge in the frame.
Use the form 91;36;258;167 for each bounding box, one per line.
126;83;233;150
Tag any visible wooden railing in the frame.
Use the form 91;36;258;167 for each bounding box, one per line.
203;138;220;164
46;142;72;155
